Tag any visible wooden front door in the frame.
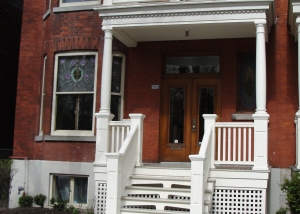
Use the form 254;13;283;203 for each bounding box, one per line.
160;78;221;162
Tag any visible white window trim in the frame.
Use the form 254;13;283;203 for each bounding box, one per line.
59;0;99;7
50;174;89;207
111;52;125;120
39;55;47;136
51;52;98;136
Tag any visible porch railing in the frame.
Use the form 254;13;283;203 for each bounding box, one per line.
189;115;215;214
109;120;131;152
215;122;254;165
105;114;145;214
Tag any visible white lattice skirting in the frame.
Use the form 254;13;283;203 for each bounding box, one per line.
97;183;107;214
211;188;266;214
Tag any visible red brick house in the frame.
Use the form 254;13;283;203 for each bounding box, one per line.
10;0;300;213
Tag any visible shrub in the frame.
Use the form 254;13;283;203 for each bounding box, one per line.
280;171;300;214
276;207;289;214
18;195;33;207
0;159;18;208
33;193;47;208
72;208;80;214
50;197;68;211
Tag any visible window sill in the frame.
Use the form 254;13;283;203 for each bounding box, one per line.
231;113;254;121
53;4;99;13
43;9;51;20
35;135;96;142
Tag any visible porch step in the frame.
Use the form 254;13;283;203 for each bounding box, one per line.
121;208;189;214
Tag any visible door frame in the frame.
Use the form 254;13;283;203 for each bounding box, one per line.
159;76;222;162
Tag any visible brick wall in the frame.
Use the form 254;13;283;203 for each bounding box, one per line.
14;0;298;167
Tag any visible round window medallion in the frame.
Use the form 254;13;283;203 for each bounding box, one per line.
71;67;84;82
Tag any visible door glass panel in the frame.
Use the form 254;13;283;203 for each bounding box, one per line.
166;56;220;74
199;87;214;142
169;88;185;144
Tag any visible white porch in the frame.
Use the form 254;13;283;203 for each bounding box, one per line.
94;0;275;213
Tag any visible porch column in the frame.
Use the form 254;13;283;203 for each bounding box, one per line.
252;20;269;170
295;20;300;169
94;29;114;164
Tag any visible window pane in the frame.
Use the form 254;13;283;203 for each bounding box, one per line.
169;88;184;144
57;55;95;92
56;94;93;130
73;177;88;204
62;0;95;2
166;56;220;74
110;95;121;121
54;176;71;201
111;56;123;93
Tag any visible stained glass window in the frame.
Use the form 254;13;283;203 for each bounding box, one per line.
52;53;97;135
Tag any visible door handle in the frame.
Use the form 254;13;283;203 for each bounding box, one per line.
192;119;196;132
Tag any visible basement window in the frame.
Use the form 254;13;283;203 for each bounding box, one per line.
51;52;97;136
59;0;99;7
51;175;88;205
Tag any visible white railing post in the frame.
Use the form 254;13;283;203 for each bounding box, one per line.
295;113;300;169
95;112;114;164
129;114;146;166
106;153;123;214
252;114;269;170
189;155;205;214
203;114;218;169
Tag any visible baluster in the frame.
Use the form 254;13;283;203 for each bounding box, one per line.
238;128;241;161
218;127;221;161
111;126;115;152
116;126;120;151
121;126;125;147
233;128;236;161
222;127;226;161
228;127;231;161
243;128;246;161
248;128;252;162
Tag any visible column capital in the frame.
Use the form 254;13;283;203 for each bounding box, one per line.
254;19;267;26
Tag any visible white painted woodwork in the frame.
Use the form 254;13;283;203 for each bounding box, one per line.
215;122;254;165
105;114;145;214
255;20;267;114
100;29;113;113
189;114;217;214
109;120;131;152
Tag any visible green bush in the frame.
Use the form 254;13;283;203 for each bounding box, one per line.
72;208;80;214
280;171;300;214
50;197;68;211
33;193;47;208
18;195;33;207
276;207;289;214
0;159;18;208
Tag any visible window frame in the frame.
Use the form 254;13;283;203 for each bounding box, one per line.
51;52;98;136
110;52;126;121
59;0;99;7
50;174;89;207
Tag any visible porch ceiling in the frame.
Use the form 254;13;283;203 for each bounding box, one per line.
94;0;275;47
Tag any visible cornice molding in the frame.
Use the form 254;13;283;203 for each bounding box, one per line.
102;9;266;20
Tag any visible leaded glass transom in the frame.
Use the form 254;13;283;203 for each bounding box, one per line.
166;56;220;74
57;55;95;92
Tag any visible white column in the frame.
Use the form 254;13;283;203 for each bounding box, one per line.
255;20;267;114
295;20;300;169
100;29;113;113
252;20;269;170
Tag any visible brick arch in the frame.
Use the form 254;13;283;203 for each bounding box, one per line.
52;36;103;51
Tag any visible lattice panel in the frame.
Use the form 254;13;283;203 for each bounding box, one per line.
211;189;264;214
165;206;190;212
97;183;107;214
127;194;160;199
169;195;190;200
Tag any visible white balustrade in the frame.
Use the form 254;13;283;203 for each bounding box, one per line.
215;122;254;165
105;114;145;214
109;120;131;153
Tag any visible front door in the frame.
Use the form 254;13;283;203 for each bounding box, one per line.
160;78;221;162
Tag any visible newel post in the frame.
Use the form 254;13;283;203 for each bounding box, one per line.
95;112;114;164
203;114;218;169
105;153;123;214
252;114;269;170
129;114;146;166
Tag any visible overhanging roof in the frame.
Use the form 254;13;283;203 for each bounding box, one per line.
94;0;276;47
